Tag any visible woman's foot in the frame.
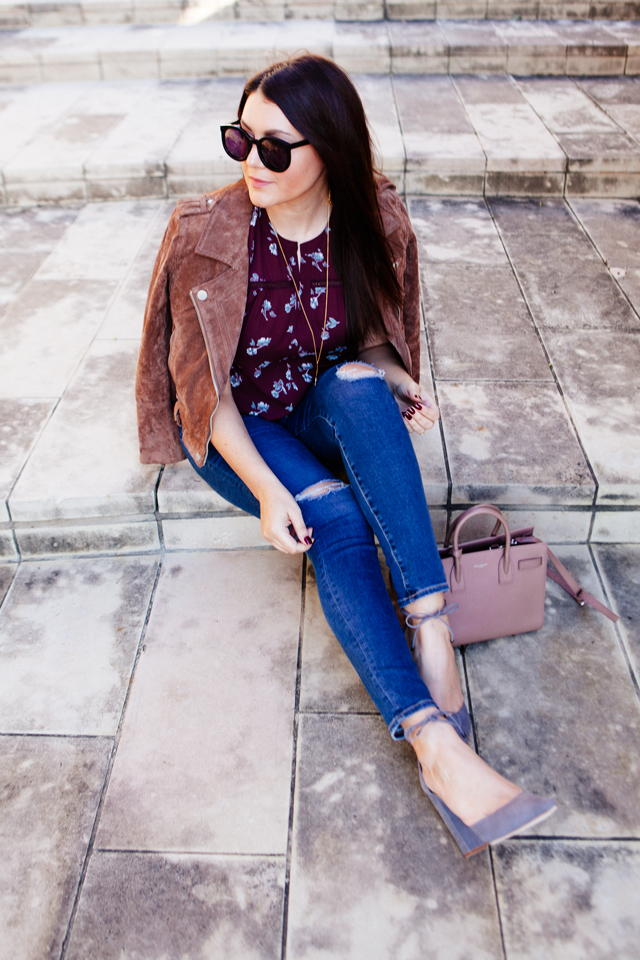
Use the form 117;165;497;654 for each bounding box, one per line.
403;707;521;828
404;593;464;714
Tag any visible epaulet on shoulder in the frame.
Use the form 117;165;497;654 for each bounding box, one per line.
175;196;207;219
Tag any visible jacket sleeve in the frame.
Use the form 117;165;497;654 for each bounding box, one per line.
402;226;421;382
135;208;186;465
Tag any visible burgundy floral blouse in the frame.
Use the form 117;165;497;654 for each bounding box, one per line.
230;206;350;420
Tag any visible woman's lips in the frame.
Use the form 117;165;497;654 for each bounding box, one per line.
248;176;273;188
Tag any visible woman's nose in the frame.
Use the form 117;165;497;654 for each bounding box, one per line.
245;143;264;168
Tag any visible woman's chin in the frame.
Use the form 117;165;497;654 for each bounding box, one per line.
245;178;278;207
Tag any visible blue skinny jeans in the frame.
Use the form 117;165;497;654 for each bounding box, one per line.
182;363;448;740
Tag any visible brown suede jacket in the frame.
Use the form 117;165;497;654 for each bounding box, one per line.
135;176;421;466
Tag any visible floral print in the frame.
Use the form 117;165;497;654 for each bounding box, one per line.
230;207;350;419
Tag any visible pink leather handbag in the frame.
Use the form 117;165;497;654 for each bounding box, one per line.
439;504;618;646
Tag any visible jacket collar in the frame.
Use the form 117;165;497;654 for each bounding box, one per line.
195;175;403;264
195;179;254;264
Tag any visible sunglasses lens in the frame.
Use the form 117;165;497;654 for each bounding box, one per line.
223;127;250;161
259;138;291;173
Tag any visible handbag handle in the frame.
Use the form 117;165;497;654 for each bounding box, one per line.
445;504;512;581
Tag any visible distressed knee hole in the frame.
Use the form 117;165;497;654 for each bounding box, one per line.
295;479;348;503
336;361;385;381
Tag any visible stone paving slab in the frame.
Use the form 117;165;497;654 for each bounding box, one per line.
66;852;285;960
594;543;640;682
0;543;638;956
286;713;504;959
0;735;111;960
493;841;640;960
96;550;302;854
1;19;640;87
465;544;640;837
0;555;157;733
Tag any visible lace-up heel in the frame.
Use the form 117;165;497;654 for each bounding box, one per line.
405;604;472;744
404;711;557;858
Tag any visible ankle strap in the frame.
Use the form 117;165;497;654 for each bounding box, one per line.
403;708;466;743
404;602;459;649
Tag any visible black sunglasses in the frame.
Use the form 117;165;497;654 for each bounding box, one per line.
220;123;310;173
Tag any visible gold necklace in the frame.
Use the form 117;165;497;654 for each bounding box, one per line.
268;195;331;386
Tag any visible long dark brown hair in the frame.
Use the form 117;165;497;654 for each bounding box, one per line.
238;54;403;347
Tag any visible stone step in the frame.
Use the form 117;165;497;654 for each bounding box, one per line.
1;0;639;29
1;75;640;206
0;19;639;86
1;194;638;560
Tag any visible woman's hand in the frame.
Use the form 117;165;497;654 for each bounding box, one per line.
393;377;440;435
357;340;439;436
259;478;315;555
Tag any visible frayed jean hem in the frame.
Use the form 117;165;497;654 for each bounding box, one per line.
389;698;438;741
396;581;449;610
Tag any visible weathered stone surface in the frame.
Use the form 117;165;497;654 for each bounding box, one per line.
354;75;404;182
437;381;594;505
542;331;640;505
489;198;640;331
454;75;566;174
421;263;552;381
410;197;506;265
0;562;16;606
300;562;377;716
441;19;507;74
394;75;485;191
164;78;243;193
388;19;448;74
9;340;160;521
158;460;244;515
448;506;592;544
570;198;640;314
0;278;118;398
0;398;54;522
13;517;161;557
494;841;640;960
466;546;640;837
0;205;78;315
286;713;503;960
592;509;640;543
161;514;266;549
0;555;157;733
0;735;111;960
2;80;145;188
96;199;174;340
594;544;640;680
66;852;285;960
97;550;301;854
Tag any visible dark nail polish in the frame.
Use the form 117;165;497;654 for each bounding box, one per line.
415;403;422;410
405;413;413;421
407;407;415;414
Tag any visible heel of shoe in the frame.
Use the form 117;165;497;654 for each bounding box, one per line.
417;766;487;858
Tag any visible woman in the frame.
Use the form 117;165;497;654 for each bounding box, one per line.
136;54;555;857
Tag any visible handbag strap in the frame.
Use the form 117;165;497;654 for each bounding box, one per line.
546;547;619;623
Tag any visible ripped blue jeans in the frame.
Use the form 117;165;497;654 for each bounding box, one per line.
182;362;447;739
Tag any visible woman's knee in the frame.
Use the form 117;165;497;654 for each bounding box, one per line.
295;477;372;537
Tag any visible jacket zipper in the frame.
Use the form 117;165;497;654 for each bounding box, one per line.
189;290;220;467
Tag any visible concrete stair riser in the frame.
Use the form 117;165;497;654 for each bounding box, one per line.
2;0;640;27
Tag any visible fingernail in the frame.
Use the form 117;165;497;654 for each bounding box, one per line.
407;407;415;414
304;536;312;545
405;413;413;421
414;403;422;410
